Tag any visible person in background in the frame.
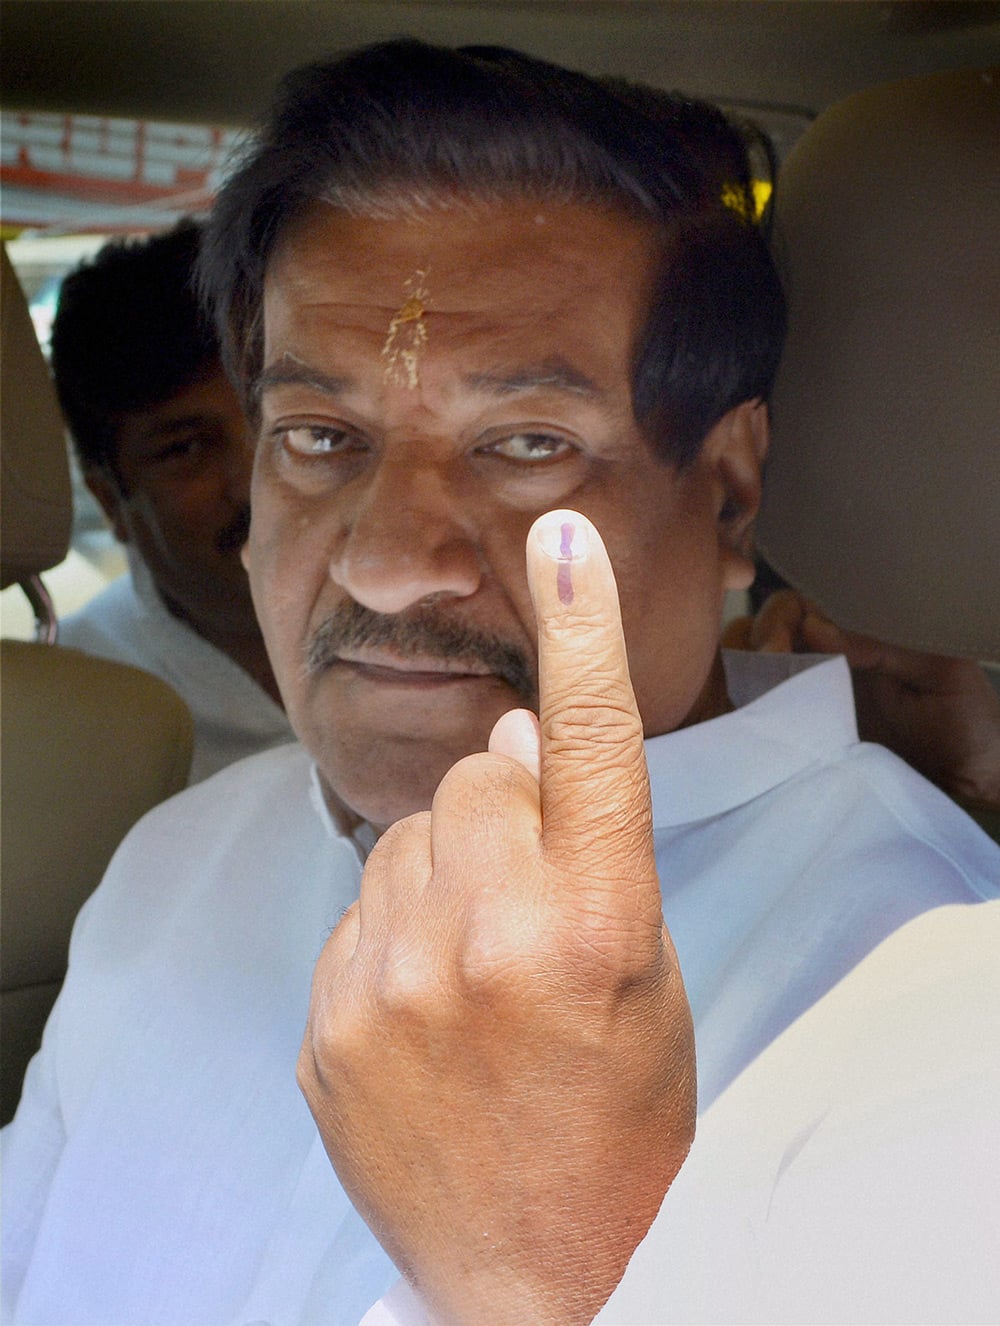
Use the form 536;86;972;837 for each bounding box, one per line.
724;587;1000;837
50;221;293;782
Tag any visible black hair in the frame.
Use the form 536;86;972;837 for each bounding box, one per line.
201;39;786;467
49;219;220;476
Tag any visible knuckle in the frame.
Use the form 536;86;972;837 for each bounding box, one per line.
433;749;521;807
365;811;430;868
544;692;643;753
295;1036;318;1095
372;945;448;1027
454;908;533;995
570;905;660;980
298;1003;358;1096
554;796;654;871
455;892;659;1004
452;890;569;1006
540;599;611;641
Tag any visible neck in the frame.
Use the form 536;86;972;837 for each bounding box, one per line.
675;650;733;731
319;776;373;840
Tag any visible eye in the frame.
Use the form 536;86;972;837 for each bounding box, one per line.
153;437;202;463
281;425;365;458
481;431;576;464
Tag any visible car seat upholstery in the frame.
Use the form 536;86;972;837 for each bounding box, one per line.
1;243;194;1124
1;246;74;639
757;66;999;665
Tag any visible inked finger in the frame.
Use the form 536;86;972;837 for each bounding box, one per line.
526;509;655;879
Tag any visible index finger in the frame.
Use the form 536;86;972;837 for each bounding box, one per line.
527;509;656;879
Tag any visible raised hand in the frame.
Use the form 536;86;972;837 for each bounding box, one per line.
298;509;696;1326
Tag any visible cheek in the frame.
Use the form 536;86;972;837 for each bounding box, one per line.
135;482;222;553
248;498;333;651
481;519;541;642
607;512;725;722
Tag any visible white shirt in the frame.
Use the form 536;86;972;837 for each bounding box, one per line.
58;552;294;783
3;656;998;1324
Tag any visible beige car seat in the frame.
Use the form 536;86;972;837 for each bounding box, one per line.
1;244;194;1124
758;66;999;664
756;66;999;841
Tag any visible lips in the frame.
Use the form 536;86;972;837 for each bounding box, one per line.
333;647;498;683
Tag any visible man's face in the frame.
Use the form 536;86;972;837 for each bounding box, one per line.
91;364;259;636
250;199;759;829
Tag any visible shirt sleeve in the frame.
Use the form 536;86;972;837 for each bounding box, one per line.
1;995;68;1320
596;899;1000;1324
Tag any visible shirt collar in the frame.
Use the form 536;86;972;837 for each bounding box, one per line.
126;544;168;621
308;763;378;861
307;652;858;847
646;654;858;828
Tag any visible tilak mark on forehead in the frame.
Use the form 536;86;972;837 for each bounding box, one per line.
381;270;429;389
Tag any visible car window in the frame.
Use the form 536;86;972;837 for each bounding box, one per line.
1;110;240;639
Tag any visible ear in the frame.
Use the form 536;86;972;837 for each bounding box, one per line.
701;398;769;593
84;468;130;544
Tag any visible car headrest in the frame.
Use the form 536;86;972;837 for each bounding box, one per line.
1;243;73;592
757;67;999;663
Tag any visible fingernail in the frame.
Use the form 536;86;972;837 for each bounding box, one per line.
533;511;590;605
533;510;590;562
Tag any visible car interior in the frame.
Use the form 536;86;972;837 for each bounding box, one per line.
1;0;998;1123
1;242;194;1123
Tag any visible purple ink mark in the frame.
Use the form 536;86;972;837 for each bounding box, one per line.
557;521;575;605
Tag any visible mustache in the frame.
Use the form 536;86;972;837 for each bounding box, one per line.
306;600;537;706
215;506;252;555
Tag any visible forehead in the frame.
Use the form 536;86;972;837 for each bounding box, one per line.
262;199;660;375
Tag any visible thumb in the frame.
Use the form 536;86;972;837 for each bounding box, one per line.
489;707;542;783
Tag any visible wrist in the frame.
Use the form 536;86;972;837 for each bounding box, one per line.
414;1252;613;1326
408;1167;687;1326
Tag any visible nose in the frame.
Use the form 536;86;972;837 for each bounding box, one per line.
327;454;482;615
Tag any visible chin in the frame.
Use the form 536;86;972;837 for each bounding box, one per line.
308;703;507;831
339;783;436;837
319;744;460;834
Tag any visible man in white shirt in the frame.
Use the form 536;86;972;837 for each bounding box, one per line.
3;41;997;1325
51;222;293;781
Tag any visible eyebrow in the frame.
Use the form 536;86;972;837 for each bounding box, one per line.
254;359;352;404
154;413;219;432
463;360;602;400
253;355;603;404
134;413;222;444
